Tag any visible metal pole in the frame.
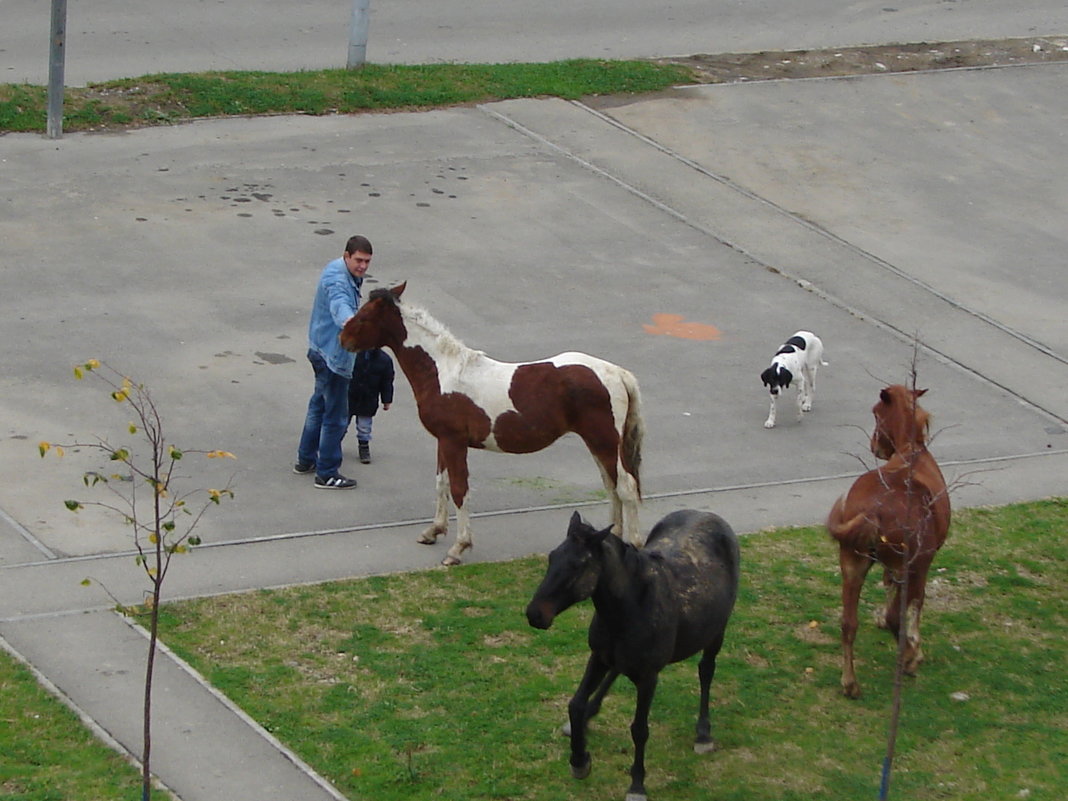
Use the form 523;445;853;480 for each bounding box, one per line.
347;0;370;69
46;0;68;139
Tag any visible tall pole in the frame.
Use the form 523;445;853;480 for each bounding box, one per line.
347;0;371;69
47;0;67;139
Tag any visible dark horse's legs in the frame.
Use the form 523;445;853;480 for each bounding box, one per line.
567;655;612;779
562;667;619;737
627;674;659;801
694;638;724;753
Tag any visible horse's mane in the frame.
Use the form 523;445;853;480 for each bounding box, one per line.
380;290;485;364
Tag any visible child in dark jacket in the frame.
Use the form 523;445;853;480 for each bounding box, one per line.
347;348;395;463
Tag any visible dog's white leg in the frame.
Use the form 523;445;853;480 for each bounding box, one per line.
796;376;806;421
764;395;777;428
801;366;815;412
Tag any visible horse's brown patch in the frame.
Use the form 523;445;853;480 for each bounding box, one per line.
419;391;493;448
493;363;616;458
375;341;492;448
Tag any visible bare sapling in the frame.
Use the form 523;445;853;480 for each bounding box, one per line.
39;360;236;801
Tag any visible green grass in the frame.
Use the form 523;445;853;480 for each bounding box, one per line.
0;647;169;800
0;60;693;134
155;499;1068;801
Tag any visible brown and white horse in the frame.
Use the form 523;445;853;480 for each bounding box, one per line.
827;385;951;698
340;283;644;565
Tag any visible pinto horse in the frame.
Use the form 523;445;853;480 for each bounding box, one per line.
527;510;740;801
827;385;951;699
339;283;644;565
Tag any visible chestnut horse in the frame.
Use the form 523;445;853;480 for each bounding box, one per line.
827;385;951;698
339;283;644;565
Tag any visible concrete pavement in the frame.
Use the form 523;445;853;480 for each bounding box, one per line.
2;54;1067;801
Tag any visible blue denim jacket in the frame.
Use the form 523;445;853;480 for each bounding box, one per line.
307;257;362;378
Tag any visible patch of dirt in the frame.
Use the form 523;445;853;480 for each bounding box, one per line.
655;36;1068;84
62;36;1068;133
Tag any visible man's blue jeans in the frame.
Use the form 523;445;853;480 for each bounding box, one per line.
297;349;350;478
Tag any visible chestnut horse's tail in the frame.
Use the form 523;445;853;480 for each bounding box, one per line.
826;494;879;547
827;510;869;540
621;368;644;499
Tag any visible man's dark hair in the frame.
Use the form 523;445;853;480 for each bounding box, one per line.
345;235;373;256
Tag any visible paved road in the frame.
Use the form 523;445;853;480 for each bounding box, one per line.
5;0;1068;85
2;7;1067;800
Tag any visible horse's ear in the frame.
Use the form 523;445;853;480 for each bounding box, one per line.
391;282;407;299
567;511;586;536
880;388;892;404
591;525;612;545
914;388;928;398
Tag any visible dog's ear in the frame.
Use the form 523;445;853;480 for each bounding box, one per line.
760;367;774;387
778;366;793;388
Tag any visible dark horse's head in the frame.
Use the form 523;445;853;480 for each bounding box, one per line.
526;512;612;630
339;282;406;353
870;384;931;460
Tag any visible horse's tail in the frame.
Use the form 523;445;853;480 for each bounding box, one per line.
826;495;878;547
620;368;644;499
827;510;867;540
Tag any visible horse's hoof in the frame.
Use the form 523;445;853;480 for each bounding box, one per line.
625;793;648;801
694;738;717;754
560;721;572;737
842;682;862;700
441;554;462;567
570;754;591;780
417;525;447;545
412;529;437;551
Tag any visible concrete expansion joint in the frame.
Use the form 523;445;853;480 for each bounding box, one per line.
0;628;179;798
481;98;1068;425
569;97;1066;368
0;506;57;560
121;617;351;801
3;449;1065;598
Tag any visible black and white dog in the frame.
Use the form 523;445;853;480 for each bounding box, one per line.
760;331;827;429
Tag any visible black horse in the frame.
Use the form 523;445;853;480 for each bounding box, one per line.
526;509;740;801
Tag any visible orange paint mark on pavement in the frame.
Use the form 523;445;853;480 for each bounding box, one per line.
643;313;722;341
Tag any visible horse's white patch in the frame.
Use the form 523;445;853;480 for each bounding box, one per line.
399;306;631;451
390;293;644;555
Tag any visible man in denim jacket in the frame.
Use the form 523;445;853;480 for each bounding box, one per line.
294;235;372;489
